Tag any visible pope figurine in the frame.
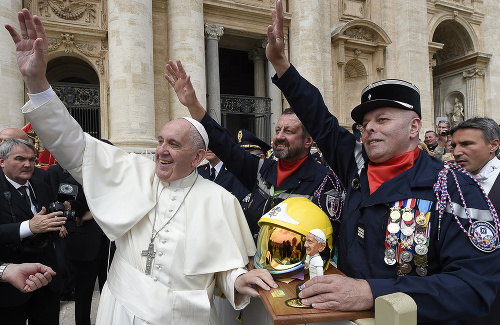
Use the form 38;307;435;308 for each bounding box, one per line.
304;229;327;279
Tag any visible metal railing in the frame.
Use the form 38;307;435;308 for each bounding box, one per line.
52;82;101;139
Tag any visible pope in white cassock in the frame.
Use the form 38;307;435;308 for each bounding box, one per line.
5;9;277;325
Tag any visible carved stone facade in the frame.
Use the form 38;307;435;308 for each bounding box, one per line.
1;0;500;150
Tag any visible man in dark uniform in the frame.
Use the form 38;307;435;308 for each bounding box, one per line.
263;1;500;323
166;64;344;242
451;117;500;324
237;129;271;159
0;138;66;325
48;158;114;325
197;149;249;202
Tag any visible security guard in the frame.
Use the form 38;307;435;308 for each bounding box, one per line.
237;129;271;159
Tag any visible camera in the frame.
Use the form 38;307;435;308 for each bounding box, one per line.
48;183;78;220
440;130;450;136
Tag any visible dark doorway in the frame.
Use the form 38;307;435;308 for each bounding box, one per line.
47;57;101;139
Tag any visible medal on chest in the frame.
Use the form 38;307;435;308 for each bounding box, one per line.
385;199;432;277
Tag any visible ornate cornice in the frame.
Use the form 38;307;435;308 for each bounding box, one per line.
48;33;106;75
39;0;97;22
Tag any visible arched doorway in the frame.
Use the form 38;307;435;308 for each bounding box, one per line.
46;57;101;138
431;18;490;126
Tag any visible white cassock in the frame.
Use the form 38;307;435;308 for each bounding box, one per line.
305;253;324;279
21;92;256;325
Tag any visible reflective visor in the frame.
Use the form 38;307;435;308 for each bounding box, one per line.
254;225;306;274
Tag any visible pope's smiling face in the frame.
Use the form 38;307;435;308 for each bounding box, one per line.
155;119;205;183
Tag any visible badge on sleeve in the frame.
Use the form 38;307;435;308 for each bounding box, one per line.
326;194;340;217
468;221;497;253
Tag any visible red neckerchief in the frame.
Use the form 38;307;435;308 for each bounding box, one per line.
277;155;308;187
367;147;420;194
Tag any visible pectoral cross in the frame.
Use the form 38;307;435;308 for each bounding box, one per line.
141;242;156;275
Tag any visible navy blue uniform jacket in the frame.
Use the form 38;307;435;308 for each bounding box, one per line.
273;65;500;323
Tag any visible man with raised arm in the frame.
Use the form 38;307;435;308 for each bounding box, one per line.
6;9;276;325
165;63;343;244
261;1;500;323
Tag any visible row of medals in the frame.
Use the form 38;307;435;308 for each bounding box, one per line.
385;205;430;276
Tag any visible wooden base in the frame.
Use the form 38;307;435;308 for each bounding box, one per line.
258;267;374;325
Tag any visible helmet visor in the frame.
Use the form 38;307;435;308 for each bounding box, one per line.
254;225;306;274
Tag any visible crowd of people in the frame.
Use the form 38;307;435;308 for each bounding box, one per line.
1;1;500;324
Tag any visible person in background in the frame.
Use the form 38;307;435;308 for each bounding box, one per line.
197;149;249;202
433;120;452;159
237;129;271;159
451;117;500;324
423;131;439;152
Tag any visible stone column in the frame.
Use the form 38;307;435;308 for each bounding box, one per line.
0;0;24;130
167;0;206;119
463;68;484;119
204;24;224;124
384;0;431;127
249;47;266;97
249;46;267;140
267;60;282;137
107;0;156;150
289;0;325;91
428;42;444;126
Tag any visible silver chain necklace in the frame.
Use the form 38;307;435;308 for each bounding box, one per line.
141;175;197;275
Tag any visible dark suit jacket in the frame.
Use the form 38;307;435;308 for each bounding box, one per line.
32;166;50;186
47;164;108;262
197;163;250;201
0;169;61;307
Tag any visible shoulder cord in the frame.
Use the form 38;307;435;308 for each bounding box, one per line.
313;171;345;223
433;161;500;248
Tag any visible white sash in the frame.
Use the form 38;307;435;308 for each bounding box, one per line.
107;253;213;325
107;252;172;325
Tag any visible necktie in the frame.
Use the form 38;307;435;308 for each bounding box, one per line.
18;185;32;207
209;167;216;181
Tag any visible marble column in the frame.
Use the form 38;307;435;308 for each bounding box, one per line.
0;0;24;130
107;0;156;150
428;42;444;125
463;68;484;119
167;0;206;119
289;0;324;87
249;47;266;97
385;0;431;127
249;47;267;140
205;24;224;124
267;60;282;138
